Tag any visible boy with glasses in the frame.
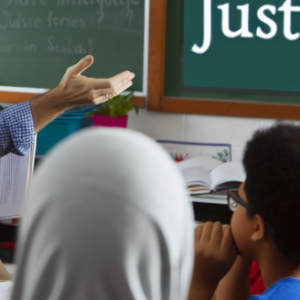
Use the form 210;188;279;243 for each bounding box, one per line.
188;124;300;300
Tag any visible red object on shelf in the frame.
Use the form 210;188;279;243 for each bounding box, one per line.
92;115;128;128
0;242;15;252
12;219;19;226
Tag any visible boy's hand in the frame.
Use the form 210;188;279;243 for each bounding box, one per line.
188;222;237;300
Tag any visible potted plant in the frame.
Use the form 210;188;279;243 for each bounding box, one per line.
85;92;137;128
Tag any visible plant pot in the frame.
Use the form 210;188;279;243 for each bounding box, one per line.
91;115;128;128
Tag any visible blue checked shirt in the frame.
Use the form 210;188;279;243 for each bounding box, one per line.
0;101;35;157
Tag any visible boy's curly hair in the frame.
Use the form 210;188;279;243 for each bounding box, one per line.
243;123;300;262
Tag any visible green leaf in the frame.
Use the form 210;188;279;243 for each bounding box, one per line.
85;91;136;118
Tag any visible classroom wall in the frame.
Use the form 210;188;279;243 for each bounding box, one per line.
127;109;298;161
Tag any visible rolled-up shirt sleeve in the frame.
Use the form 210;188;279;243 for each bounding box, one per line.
0;101;35;157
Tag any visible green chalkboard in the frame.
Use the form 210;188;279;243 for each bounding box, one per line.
0;0;145;92
165;0;300;105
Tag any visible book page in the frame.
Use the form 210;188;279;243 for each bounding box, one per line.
178;157;223;194
0;150;32;219
210;161;246;190
181;166;212;189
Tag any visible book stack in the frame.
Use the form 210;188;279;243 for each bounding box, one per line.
177;157;246;204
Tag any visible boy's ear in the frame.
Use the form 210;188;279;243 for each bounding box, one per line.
250;214;266;242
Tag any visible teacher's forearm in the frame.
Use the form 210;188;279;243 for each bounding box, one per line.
30;87;68;133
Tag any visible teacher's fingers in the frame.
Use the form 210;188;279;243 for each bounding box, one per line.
66;55;94;77
88;71;135;91
113;78;134;95
109;70;135;87
93;81;133;104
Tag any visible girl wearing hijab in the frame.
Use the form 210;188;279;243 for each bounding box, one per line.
9;128;194;300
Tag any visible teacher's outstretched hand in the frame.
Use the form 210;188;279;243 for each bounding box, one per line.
30;55;135;132
59;55;135;106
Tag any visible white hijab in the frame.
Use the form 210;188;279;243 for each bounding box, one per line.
10;128;194;300
0;282;13;300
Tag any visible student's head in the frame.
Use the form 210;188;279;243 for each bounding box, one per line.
231;123;300;262
11;128;194;300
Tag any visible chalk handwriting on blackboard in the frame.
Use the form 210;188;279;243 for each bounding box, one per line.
7;0;47;6
47;11;86;29
0;0;141;55
0;10;41;29
5;0;141;29
47;36;93;55
0;44;15;52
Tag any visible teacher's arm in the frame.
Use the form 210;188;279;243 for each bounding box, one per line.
0;55;134;158
30;55;135;133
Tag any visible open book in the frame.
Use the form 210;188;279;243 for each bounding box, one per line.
178;157;246;194
0;140;36;219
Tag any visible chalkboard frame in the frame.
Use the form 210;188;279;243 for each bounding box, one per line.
0;90;145;108
147;0;300;120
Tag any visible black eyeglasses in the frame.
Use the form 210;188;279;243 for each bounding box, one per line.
227;190;277;235
227;190;255;212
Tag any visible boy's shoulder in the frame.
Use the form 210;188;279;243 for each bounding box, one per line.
248;277;300;300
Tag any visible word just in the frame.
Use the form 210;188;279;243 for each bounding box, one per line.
193;0;299;54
